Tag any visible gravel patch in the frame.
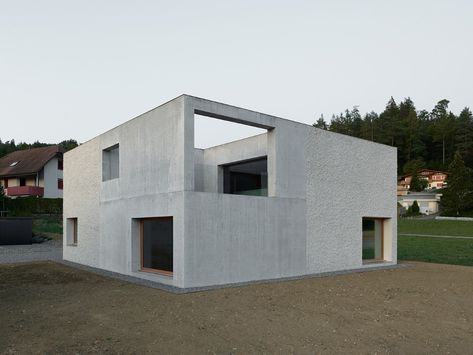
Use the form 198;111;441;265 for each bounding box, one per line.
0;240;62;264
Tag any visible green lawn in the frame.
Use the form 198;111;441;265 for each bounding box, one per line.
398;218;473;266
32;217;63;238
398;219;473;237
398;236;473;266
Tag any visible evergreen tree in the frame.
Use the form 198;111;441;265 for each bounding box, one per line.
313;115;328;130
431;99;455;167
441;151;473;216
403;159;426;175
379;97;400;147
455;107;473;167
411;200;420;214
409;169;427;192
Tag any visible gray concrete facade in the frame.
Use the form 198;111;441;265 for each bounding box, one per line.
63;95;397;289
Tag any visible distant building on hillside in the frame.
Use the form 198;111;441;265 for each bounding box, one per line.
397;169;448;196
398;192;442;215
0;146;64;198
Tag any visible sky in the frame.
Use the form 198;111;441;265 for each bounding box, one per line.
1;0;472;146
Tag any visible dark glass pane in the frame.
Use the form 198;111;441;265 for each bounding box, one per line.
142;218;173;272
223;157;268;196
362;218;383;260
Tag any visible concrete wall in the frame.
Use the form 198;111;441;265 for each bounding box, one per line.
184;192;306;287
196;133;267;193
305;129;397;273
63;138;101;267
64;97;187;287
63;94;397;290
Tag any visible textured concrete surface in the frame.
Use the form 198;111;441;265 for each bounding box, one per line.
306;129;397;273
0;240;62;264
64;95;398;289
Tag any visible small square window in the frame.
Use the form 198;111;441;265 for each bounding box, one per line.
102;144;119;181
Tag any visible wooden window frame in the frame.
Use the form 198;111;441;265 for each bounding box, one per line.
139;217;173;277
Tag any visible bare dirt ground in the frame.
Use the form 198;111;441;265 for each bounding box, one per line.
1;262;472;354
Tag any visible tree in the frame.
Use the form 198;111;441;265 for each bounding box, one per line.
431;99;455;167
313;115;328;130
411;200;420;214
455;107;473;167
409;169;427;192
0;186;6;214
59;139;79;151
406;200;421;216
378;97;400;147
403;159;426;175
441;151;473;216
360;111;378;141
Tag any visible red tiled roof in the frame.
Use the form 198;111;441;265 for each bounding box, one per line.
0;146;63;177
398;168;448;180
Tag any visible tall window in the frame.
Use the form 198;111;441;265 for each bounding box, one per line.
140;217;173;275
222;157;268;196
58;159;63;170
102;144;119;181
362;218;384;261
67;218;78;245
57;178;63;190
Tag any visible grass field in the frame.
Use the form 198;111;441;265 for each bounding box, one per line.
398;219;473;237
32;217;62;239
398;218;473;266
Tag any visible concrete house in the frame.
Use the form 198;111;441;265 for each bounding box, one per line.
63;95;397;290
0;146;64;198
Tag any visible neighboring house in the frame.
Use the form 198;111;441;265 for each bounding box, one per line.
398;192;442;215
63;95;397;290
0;146;64;198
397;169;448;195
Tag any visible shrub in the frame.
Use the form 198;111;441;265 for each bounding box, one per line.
5;197;62;216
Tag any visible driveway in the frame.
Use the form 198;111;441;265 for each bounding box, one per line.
0;240;62;264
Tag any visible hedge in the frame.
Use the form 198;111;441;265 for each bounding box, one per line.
3;197;63;216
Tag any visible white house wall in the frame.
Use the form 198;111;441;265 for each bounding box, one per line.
184;192;306;287
306;130;397;273
43;157;63;198
63;138;101;268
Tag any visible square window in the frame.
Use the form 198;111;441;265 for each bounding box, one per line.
222;157;268;196
102;144;119;181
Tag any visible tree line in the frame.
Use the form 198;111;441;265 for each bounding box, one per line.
314;97;473;175
0;139;78;158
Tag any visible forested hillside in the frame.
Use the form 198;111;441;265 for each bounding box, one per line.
314;98;473;175
0;139;78;158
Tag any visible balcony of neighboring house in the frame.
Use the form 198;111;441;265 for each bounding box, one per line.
6;186;44;197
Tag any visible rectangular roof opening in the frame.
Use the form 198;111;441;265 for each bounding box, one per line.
194;113;267;149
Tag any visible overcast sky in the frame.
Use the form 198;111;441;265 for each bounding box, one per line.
1;0;472;146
